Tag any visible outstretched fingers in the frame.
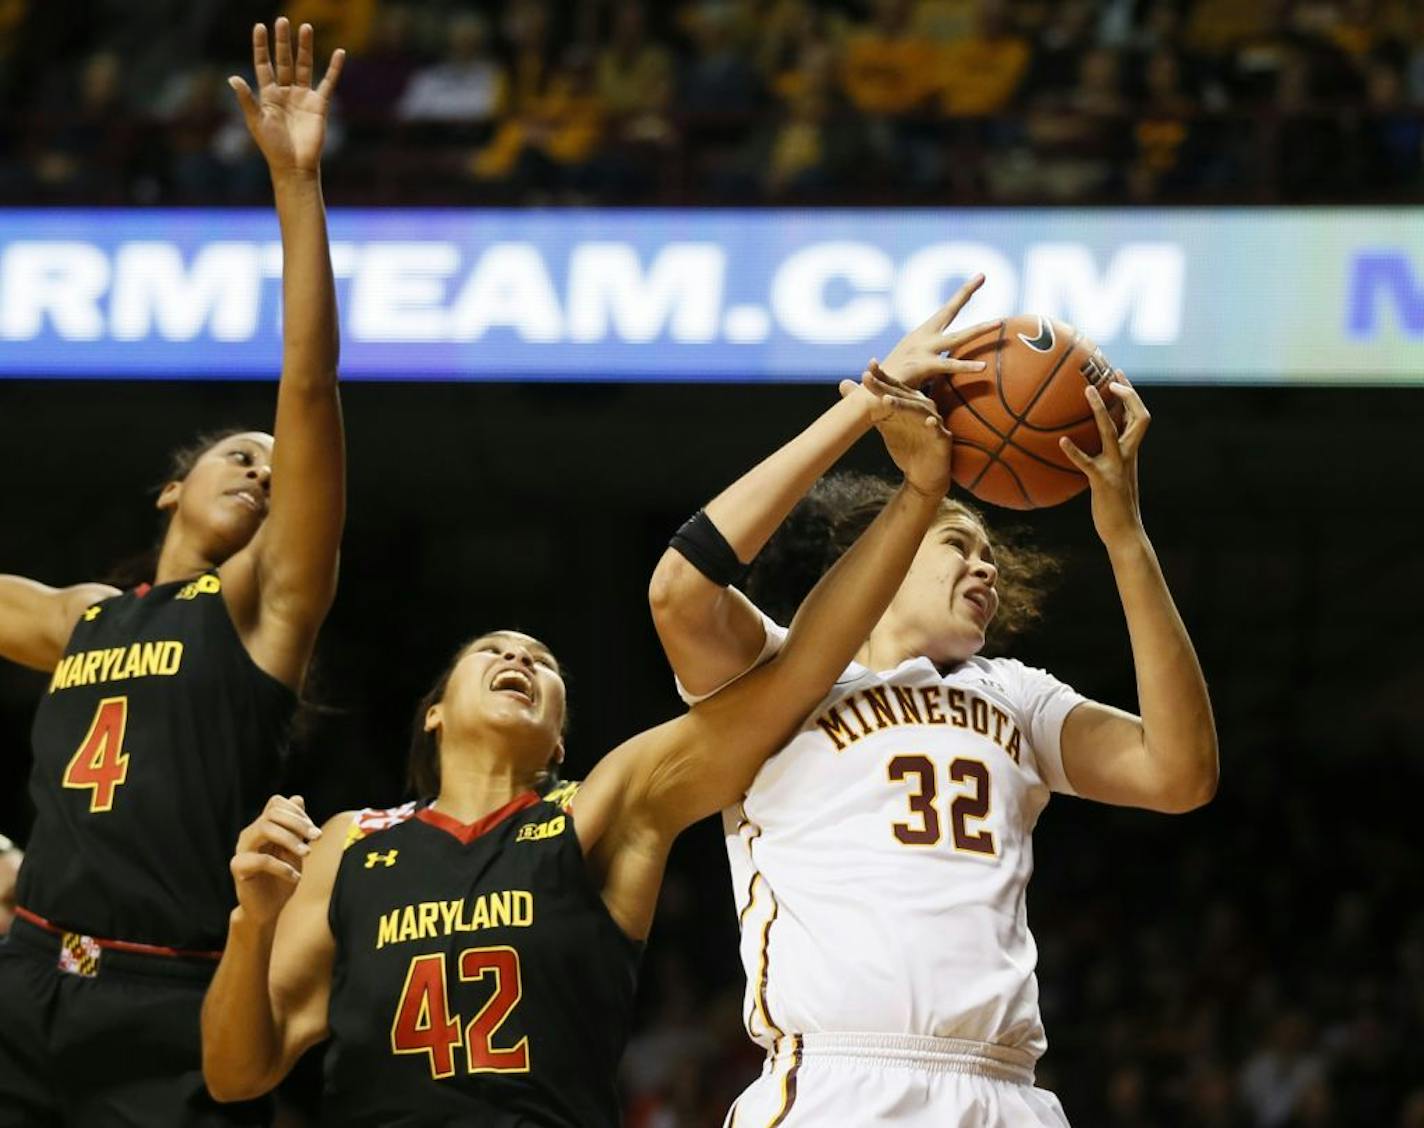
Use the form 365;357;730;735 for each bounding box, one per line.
227;75;259;125
295;21;314;87
316;45;347;100
273;16;294;86
935;273;985;331
252;22;274;89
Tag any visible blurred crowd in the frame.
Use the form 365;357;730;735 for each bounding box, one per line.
2;0;1423;205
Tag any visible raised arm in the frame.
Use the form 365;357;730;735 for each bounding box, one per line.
649;275;994;698
0;577;119;672
222;19;347;690
1056;380;1218;814
578;369;952;937
202;796;343;1102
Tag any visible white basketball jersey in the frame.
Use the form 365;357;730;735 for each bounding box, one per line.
696;620;1085;1062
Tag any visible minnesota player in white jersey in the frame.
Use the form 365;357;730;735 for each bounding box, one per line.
648;276;1218;1125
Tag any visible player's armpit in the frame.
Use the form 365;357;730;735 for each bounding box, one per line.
1059;701;1211;814
0;576;118;672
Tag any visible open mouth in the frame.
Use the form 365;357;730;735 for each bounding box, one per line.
490;668;535;703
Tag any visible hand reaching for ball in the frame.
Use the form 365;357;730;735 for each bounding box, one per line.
879;272;1001;392
1059;376;1150;547
840;360;953;500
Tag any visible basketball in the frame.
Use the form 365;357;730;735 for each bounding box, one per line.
931;315;1125;510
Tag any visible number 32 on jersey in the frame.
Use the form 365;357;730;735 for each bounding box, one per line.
887;753;997;856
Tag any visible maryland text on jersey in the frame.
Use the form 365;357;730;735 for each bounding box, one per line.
813;682;1025;762
47;641;185;693
375;892;536;950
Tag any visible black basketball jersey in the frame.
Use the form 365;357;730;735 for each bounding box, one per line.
20;571;296;951
324;785;640;1128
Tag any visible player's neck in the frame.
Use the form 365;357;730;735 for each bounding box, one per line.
153;529;220;586
433;744;541;825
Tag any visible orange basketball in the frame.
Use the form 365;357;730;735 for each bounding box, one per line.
931;315;1124;510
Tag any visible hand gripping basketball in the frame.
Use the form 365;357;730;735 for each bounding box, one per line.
1058;377;1151;547
230;794;323;926
840;360;954;499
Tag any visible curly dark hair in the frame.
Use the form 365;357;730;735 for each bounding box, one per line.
407;636;570;801
744;472;1058;653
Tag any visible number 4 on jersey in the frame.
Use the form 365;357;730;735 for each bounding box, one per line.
62;697;131;813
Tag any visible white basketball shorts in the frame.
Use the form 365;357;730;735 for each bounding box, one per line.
724;1033;1070;1127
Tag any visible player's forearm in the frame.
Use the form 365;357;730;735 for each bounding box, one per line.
1107;530;1218;809
202;909;290;1102
272;172;340;391
703;394;872;560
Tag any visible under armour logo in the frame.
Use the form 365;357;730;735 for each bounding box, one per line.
365;850;399;868
82;606;102;622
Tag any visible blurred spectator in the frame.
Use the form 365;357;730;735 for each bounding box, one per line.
678;2;764;117
1026;0;1101;97
162;65;234;202
0;833;20;937
29;50;129;201
597;2;675;121
764;43;852;199
1359;56;1424;190
470;46;606;200
936;0;1031;116
282;0;377;56
336;4;423;116
1240;1013;1327;1128
396;12;505;123
0;1;1421;206
838;0;937;116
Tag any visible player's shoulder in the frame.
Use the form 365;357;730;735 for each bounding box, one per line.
341;801;420;851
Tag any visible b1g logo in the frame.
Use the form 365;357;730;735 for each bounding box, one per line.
176;574;222;600
515;816;566;843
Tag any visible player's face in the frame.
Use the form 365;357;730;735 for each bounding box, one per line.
438;631;567;760
883;514;999;665
158;432;274;558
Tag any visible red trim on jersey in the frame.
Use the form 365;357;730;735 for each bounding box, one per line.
13;906;222;960
416;790;540;845
132;583;152;598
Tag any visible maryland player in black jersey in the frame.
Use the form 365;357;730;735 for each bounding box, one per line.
0;20;346;1127
199;367;955;1125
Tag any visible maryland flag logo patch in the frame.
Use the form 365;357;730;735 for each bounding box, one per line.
59;932;101;978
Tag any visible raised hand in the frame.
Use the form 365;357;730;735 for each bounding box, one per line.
841;360;953;499
1059;376;1150;546
229;19;345;180
230;794;322;926
881;273;1002;390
